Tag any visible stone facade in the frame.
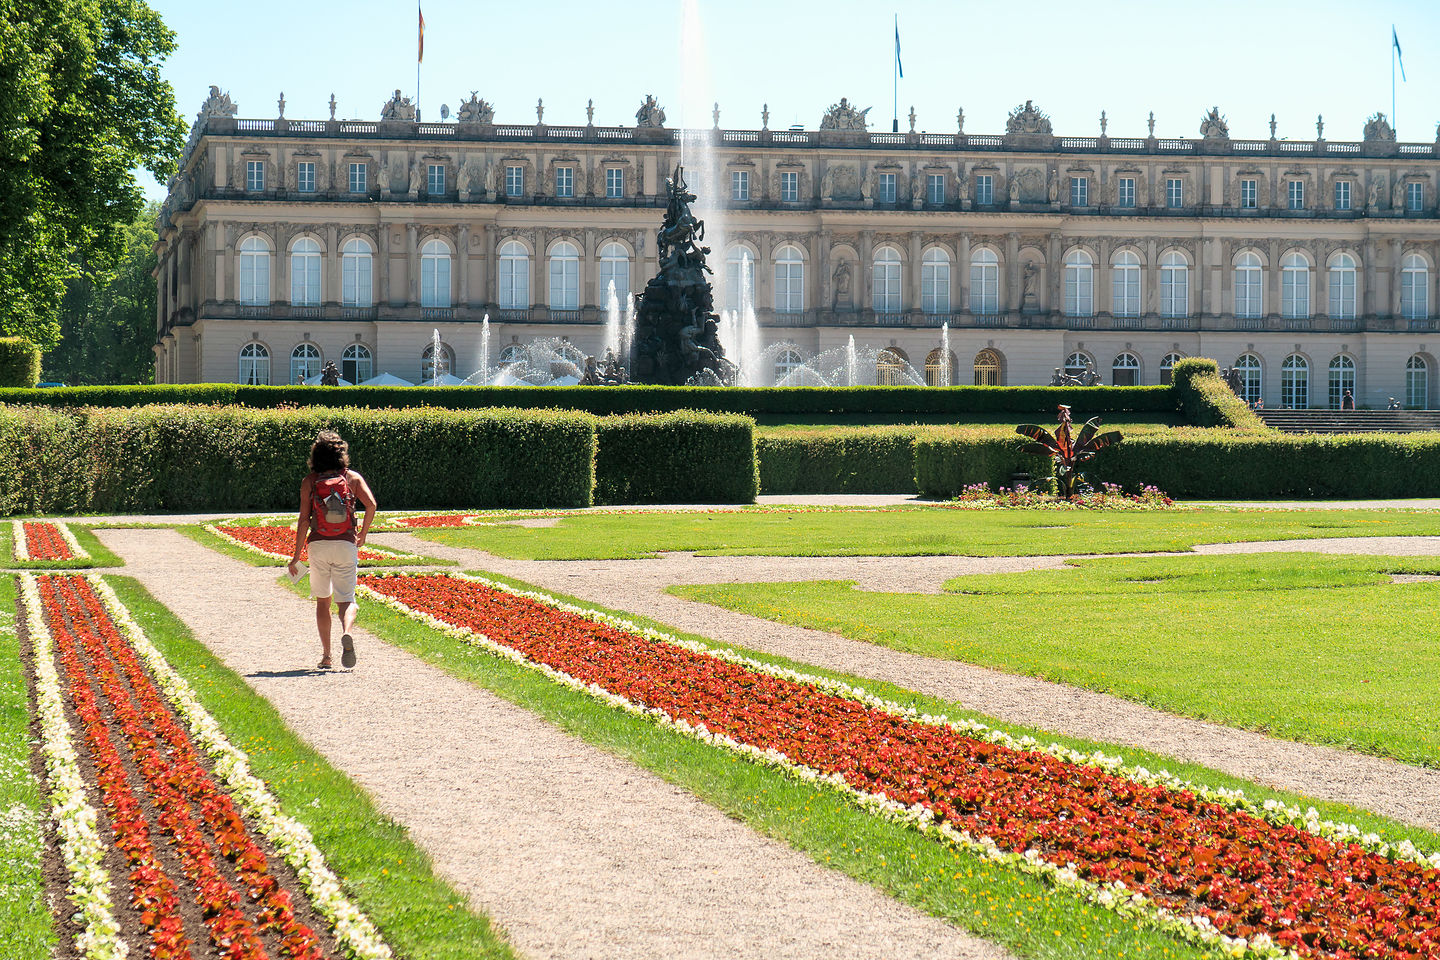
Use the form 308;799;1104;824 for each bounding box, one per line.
154;93;1440;407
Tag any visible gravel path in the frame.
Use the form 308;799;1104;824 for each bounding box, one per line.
95;528;1011;960
371;532;1440;833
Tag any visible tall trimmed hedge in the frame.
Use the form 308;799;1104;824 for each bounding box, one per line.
0;338;41;388
913;429;1055;498
757;429;918;494
0;405;90;514
1171;358;1266;431
594;411;757;504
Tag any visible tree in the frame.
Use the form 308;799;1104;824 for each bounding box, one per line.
45;204;158;384
0;0;185;350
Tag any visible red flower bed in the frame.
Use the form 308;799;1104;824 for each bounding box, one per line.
393;514;472;528
216;524;396;563
22;521;72;560
362;572;1440;960
37;574;326;960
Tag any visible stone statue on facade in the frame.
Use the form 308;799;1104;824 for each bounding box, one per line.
408;160;424;194
1047;168;1059;203
378;158;391;195
860;167;875;201
1005;100;1052;136
1199;106;1229;140
1008;175;1021;202
1021;261;1039;309
821;165;837;200
1368;173;1387;211
456;158;476;197
484;161;500;196
820;97;871;131
1363;112;1396;142
456;92;494;124
832;261;852;307
198;85;238;121
635;95;666;128
381;89;417;122
911;173;925;202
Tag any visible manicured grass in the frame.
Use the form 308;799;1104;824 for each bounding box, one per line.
177;524;453;568
340;569;1440;960
0;523;122;569
0;577;54;959
673;552;1440;768
107;576;515;960
409;505;1440;560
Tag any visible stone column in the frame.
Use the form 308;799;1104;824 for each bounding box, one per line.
274;225;287;304
458;224;471;307
908;231;923;313
1267;238;1281;317
1391;238;1404;318
1047;232;1061;315
1362;238;1376;318
1219;240;1232;319
378;223;392;305
483;224;496;305
580;228;594;309
176;233;192;314
326;224;340;305
1096;237;1112;315
1005;232;1020;312
1198;238;1211;318
1145;239;1158;315
817;228;831;313
957;234;970;314
406;224;419;305
859;230;875;311
757;232;773;312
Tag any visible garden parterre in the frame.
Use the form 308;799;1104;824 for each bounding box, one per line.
206;524;422;565
12;521;88;563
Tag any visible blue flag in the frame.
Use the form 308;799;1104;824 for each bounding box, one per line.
1393;25;1406;81
895;17;903;78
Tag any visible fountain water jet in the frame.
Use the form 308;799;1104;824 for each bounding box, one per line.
940;322;951;387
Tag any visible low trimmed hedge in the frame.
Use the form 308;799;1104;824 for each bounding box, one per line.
595;411;758;505
1171;358;1266;431
757;429;918;494
0;338;41;389
913;429;1055;498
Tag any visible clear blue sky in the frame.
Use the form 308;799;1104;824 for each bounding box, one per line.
142;0;1440;201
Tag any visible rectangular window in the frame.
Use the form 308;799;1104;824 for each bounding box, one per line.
877;172;896;203
1241;178;1257;209
780;171;799;202
731;170;750;201
927;173;945;205
1117;177;1135;208
1070;176;1088;208
606;167;624;198
427;163;445;195
1333;180;1350;210
348;162;367;193
1288;180;1304;210
1407;181;1425;212
555;166;573;198
246;160;264;192
505;165;523;197
296;161;315;193
1166;178;1183;208
975;174;993;206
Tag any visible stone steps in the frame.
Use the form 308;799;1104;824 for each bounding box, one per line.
1256;410;1440;434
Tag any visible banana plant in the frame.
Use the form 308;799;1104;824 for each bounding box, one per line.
1016;405;1124;498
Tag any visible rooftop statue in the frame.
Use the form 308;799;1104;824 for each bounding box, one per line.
381;89;417;122
635;94;666;128
197;85;238;121
820;97;871;131
1006;100;1053;136
1199;106;1229;140
1364;112;1396;142
456;92;494;124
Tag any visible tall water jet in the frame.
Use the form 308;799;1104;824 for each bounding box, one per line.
604;280;623;356
737;257;762;385
430;328;442;385
846;335;858;387
479;314;491;384
940;322;951;387
677;0;724;286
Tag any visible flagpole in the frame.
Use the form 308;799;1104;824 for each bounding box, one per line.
892;14;898;133
417;2;423;122
1391;27;1396;130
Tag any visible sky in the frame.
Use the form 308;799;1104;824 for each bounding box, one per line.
142;0;1440;201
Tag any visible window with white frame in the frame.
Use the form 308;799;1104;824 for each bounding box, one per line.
780;171;799;202
1402;254;1429;319
975;174;994;205
1328;355;1355;409
498;240;529;309
872;247;902;314
290;343;321;384
1288;180;1304;210
1328;253;1356;319
926;174;945;205
921;248;950;314
1166;178;1183;208
731;170;750;201
246;160;265;192
342;344;373;384
1280;253;1310;319
421;342;454;382
555;166;574;198
1408;182;1425;212
1112;251;1140;317
1334;179;1351;210
1234;252;1264;318
726;246;756;312
1241;178;1257;209
1117;177;1135;208
1407;355;1429;409
969;248;999;314
297;161;316;193
1160;352;1183;385
505;165;523;197
341;238;374;308
290;237;322;306
774;244;804;313
1235;353;1262;403
1159;251;1189;318
349;162;367;193
1063;250;1094;317
419;239;452;308
238;236;271;305
774;348;803;384
1281;354;1308;409
1069;176;1088;208
598;242;630;310
877;172;897;203
238;342;269;385
605;167;624;198
548;241;579;310
1112;352;1140;386
1064;352;1092;380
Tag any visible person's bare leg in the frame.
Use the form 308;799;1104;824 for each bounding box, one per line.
337;600;358;667
315;598;333;664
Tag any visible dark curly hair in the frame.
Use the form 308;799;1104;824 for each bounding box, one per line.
308;430;350;473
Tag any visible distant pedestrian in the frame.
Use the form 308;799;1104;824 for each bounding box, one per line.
1341;389;1355;410
288;430;377;670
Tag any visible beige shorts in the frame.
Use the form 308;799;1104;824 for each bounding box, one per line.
308;539;358;603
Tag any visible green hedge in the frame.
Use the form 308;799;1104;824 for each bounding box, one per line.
0;338;41;389
1171;358;1266;431
913;429;1056;498
594;411;757;505
0;405;90;514
757;429;918;494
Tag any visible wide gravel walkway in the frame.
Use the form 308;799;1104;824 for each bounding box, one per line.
95;528;1011;960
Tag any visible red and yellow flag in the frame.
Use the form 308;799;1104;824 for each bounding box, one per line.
418;5;425;63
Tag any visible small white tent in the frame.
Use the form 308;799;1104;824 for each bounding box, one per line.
360;372;415;387
303;373;353;386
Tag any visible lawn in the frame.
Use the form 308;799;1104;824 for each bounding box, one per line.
409;505;1440;560
672;552;1440;768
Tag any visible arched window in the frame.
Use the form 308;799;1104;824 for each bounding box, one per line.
238;236;271;306
238;342;269;385
725;246;756;312
548;240;579;310
1111;250;1140;318
1327;355;1355;409
1112;352;1140;386
1281;354;1309;408
1160;352;1183;385
498;240;529;310
498;344;524;368
598;242;630;311
1159;251;1189;318
876;347;908;386
1234;252;1263;319
872;246;902;314
969;248;999;315
1407;355;1429;409
420;239;452;308
1064;352;1092;380
290;343;321;384
774;244;804;314
341;238;374;308
1235;353;1262;404
972;348;1001;386
1280;253;1310;319
773;348;803;383
342;344;373;383
1402;254;1429;320
1328;253;1356;319
290;237;322;306
921;248;950;315
924;348;956;387
422;341;455;381
1064;250;1094;317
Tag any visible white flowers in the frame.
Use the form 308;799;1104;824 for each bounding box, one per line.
12;521;27;561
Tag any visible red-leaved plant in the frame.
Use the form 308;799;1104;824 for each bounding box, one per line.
1015;405;1123;499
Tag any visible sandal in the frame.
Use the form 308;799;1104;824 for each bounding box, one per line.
341;634;356;669
317;657;332;670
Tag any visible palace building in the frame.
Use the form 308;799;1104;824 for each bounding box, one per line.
154;88;1440;407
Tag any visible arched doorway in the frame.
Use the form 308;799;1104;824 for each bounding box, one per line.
973;349;1001;386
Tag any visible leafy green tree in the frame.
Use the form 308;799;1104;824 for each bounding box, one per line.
45;204;159;384
0;0;185;350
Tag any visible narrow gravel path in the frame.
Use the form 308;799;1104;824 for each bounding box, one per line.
95;528;1012;960
371;532;1440;833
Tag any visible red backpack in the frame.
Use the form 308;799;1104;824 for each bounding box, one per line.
311;471;355;537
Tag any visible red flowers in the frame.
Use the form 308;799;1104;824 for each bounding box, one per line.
215;524;395;563
361;572;1440;960
21;521;72;560
392;514;472;528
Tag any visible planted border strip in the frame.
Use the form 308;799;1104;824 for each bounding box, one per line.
204;525;420;565
359;571;1440;960
13;521;89;563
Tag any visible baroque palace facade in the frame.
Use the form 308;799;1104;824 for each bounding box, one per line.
155;88;1440;407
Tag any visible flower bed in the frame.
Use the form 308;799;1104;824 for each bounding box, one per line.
13;520;89;561
206;524;420;564
360;571;1440;960
953;482;1178;510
